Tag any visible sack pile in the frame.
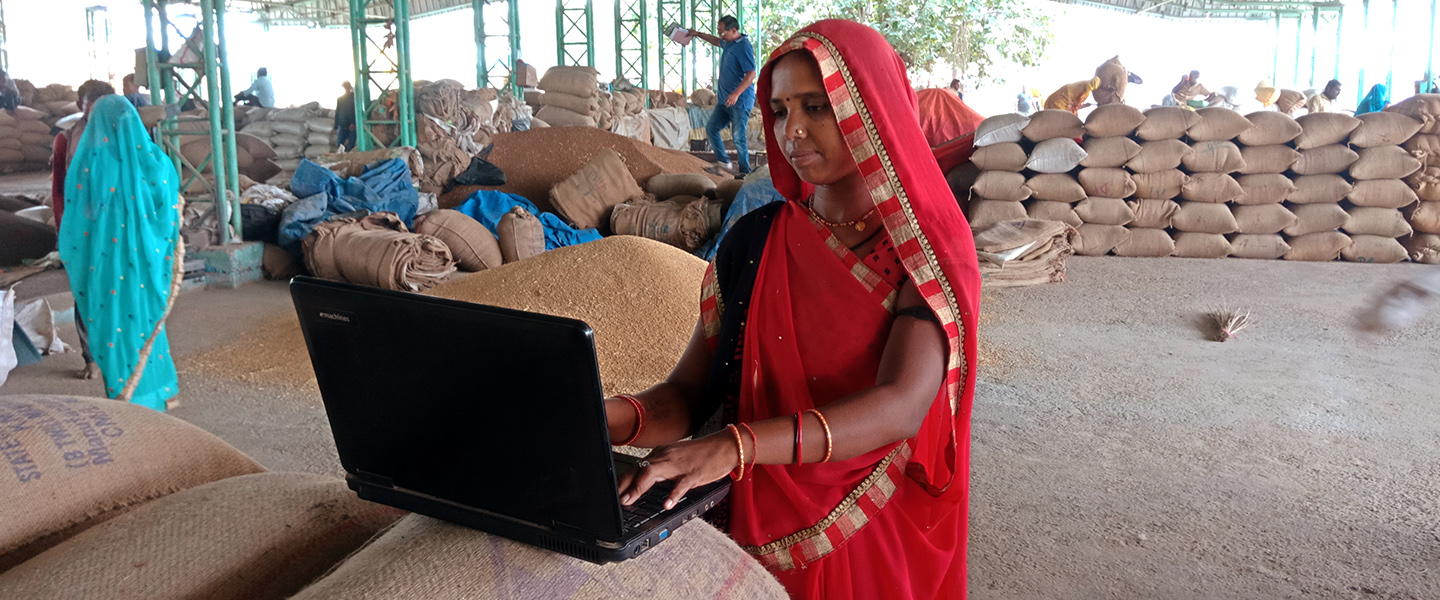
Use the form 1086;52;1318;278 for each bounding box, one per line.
0;82;80;172
240;101;334;181
536;66;603;128
302;212;457;292
1390;95;1440;263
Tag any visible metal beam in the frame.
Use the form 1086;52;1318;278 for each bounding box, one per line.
216;0;241;236
1388;0;1397;95
657;0;687;94
476;0;520;93
556;0;594;68
1310;5;1318;87
200;0;234;243
0;0;8;73
1294;12;1301;86
615;0;648;89
86;6;114;84
1357;0;1368;104
1334;4;1343;81
1273;11;1280;85
350;0;417;151
1429;0;1438;92
691;0;717;94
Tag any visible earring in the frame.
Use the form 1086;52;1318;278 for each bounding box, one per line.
796;128;805;136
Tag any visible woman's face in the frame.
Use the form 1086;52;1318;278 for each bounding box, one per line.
769;52;858;185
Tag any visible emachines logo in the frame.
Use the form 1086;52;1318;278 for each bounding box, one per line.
318;311;355;324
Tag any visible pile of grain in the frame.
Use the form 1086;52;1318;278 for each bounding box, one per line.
183;236;706;395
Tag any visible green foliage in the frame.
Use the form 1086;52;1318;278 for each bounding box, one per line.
755;0;1052;84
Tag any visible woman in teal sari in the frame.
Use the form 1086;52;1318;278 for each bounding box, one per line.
59;95;182;411
1355;84;1389;116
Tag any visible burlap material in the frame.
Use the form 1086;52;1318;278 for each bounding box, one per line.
1136;107;1201;141
1187;107;1253;142
540;92;599;116
690;88;719;108
1348;146;1422;180
1026;174;1087;203
1073;197;1134;226
1383;94;1440;134
1341;235;1409;263
967;200;1028;231
1235;174;1297;205
415;79;466;122
1127;199;1181;229
973;170;1032;202
1348;179;1419;209
1131;170;1189;199
1112;227;1175;257
715;179;744;204
1233;203;1298;234
497;207;547;263
1026;200;1083;227
0;396;264;573
1085;104;1145;137
645;173;717;200
1239;111;1303;146
1404;134;1440;167
1403;233;1440;263
304;213;457;292
972;143;1028;172
539;66;600;98
1172;201;1239;234
1294;113;1361;149
1229;234;1291;259
974;219;1078;287
1022;109;1085;142
1292;145;1360;176
1408;201;1440;234
414;210;503;272
1183;141;1246;173
1080;137;1141;168
1342;207;1413;238
609;198;709;251
1351;112;1423;148
1288;175;1352;204
1181;173;1245;204
1077;168;1136;198
1284;231;1352;261
1093;56;1128;105
1238;145;1302;175
550;148;646;231
262;243;303;281
1406;166;1440;202
974;114;1029;146
1172;232;1232;258
1126;139;1193;174
0;473;405;600
536;105;597;128
1285;203;1351;236
1073;223;1130;256
1027;138;1088;174
1276;90;1306;115
10;106;45;121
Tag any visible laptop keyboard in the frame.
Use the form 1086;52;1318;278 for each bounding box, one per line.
622;481;677;531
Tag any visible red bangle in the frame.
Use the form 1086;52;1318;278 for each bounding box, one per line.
793;412;804;465
615;395;645;446
738;422;757;465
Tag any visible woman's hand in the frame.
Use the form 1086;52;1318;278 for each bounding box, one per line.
617;433;738;511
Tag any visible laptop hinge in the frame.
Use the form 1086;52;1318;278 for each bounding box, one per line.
355;470;395;489
552;521;597;544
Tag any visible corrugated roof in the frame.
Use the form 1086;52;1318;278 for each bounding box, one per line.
210;0;476;28
1048;0;1343;20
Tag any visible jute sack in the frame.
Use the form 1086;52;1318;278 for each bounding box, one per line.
1077;168;1136;198
413;209;503;272
1233;204;1298;234
1403;233;1440;263
498;207;547;262
1408;201;1440;233
1085;104;1146;138
1127;199;1181;229
1112;228;1174;257
972;143;1028;172
17;120;49;134
1183;141;1246;173
1026;174;1087;203
974;114;1029;147
1172;201;1239;234
967;200;1028;232
644;173;716;200
550;149;646;230
972;170;1032;202
1131;170;1189;199
1181;173;1245;204
1287;175;1352;204
538;66;600;98
1284;203;1351;236
1235;174;1297;205
1238;145;1302;174
1342;235;1410;263
610;197;710;251
1292;145;1360;175
1406;167;1440;202
1021;109;1085;141
1228;234;1291;259
1172;232;1232;258
1073;223;1130;256
1277;90;1307;115
1294;113;1361;149
540;92;598;116
1073;197;1134;226
1383;94;1440;134
287;514;787;600
1080;137;1141;168
1348;179;1419;209
715;179;744;204
1026;138;1088;174
19;130;51;145
10;106;45;121
1342;207;1413;238
535;105;597;128
1348;146;1422;180
0;396;264;573
1136;107;1201;141
1239;111;1304;146
0;149;23;163
0;473;406;600
1026;200;1083;227
306;214;458;293
1284;231;1352;261
1187;107;1253;142
20;146;51;163
1351;112;1423;148
1402;134;1440;165
1126;139;1192;173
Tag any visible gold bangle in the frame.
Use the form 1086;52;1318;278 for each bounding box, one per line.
806;408;833;463
726;424;746;481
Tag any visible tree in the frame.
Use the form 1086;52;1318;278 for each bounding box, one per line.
756;0;1052;85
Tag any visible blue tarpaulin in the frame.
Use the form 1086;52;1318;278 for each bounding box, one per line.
454;190;602;251
697;177;786;261
276;158;420;253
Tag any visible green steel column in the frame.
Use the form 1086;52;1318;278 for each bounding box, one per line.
1358;0;1369;105
350;0;372;151
556;0;595;68
1428;0;1437;92
143;0;163;105
1335;6;1343;81
216;0;241;236
509;0;521;96
1273;12;1280;86
658;0;688;93
0;0;8;73
615;0;649;89
158;0;177;107
395;0;416;148
200;0;231;244
1310;6;1318;87
1294;14;1302;86
474;0;485;89
1388;0;1397;95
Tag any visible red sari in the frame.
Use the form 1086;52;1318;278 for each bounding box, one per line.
698;20;981;600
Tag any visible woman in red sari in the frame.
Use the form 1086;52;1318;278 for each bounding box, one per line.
605;20;980;599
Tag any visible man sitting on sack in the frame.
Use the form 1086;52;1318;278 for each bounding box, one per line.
685;15;757;177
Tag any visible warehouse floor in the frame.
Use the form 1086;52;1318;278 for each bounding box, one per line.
4;253;1437;599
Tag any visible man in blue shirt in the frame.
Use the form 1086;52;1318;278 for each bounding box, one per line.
237;68;275;108
688;15;756;176
122;74;150;108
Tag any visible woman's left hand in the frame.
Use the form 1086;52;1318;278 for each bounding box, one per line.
617;433;738;511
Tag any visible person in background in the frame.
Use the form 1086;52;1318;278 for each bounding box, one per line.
335;81;357;151
688;15;757;176
121;74;150;108
1016;85;1034;115
1044;77;1101;114
949;78;965;101
0;70;21;111
1306;79;1343;113
1355;84;1390;116
51;80;117;381
237;67;275;108
1172;70;1220;107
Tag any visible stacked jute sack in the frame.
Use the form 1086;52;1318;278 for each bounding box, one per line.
240;102;335;180
414;80;500;194
536;66;604;128
968;109;1088;234
0;82;78;172
1387;94;1440;264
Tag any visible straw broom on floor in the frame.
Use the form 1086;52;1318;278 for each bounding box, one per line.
1208;304;1253;342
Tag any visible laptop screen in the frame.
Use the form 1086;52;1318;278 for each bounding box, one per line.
292;278;625;541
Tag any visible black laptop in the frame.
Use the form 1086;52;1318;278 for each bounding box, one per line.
289;276;730;563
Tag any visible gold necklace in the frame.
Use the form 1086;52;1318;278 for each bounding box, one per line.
805;196;877;232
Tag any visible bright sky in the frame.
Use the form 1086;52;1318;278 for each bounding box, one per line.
6;0;1437;117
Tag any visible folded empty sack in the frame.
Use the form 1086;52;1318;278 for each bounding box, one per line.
304;212;457;292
